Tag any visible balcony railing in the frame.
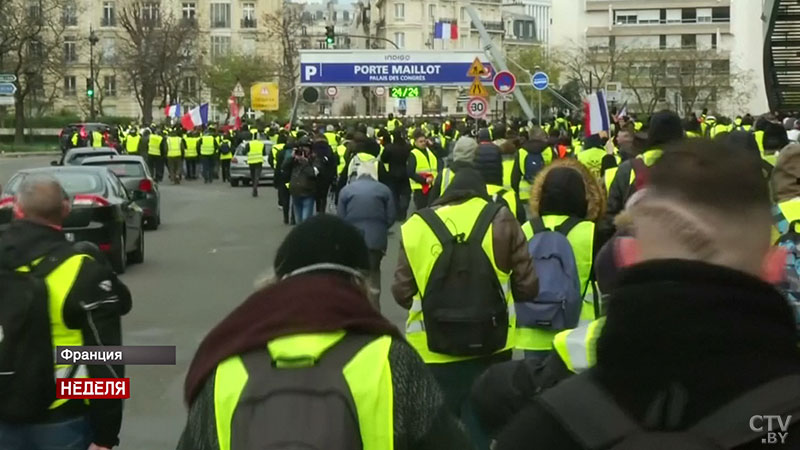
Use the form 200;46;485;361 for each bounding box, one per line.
241;17;257;28
211;20;230;29
616;17;730;26
472;21;504;32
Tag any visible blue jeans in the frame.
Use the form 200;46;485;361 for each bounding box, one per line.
0;415;91;450
292;196;315;224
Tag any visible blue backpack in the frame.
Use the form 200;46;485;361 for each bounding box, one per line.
772;212;800;336
517;217;583;331
524;152;545;182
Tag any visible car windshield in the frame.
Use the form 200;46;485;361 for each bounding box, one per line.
5;171;104;196
70;151;116;165
84;161;145;178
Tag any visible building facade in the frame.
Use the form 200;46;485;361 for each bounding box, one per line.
503;0;550;46
551;0;768;116
53;0;281;121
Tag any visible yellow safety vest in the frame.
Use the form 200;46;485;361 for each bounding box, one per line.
200;136;216;156
148;134;163;156
517;215;596;351
336;144;347;175
686;131;701;138
502;157;515;189
270;143;285;168
576;147;606;179
219;139;233;160
184;137;200;158
125;135;141;154
764;152;778;168
324;132;339;147
409;148;438;191
387;119;401;132
755;130;766;155
166;136;183;158
487;184;517;220
212;331;394;450
604;167;618;193
400;198;515;363
553;318;605;373
91;131;104;147
17;254;91;409
438;167;457;197
247;140;265;165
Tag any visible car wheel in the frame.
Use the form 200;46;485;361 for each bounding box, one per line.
129;225;145;264
111;233;127;274
230;178;240;187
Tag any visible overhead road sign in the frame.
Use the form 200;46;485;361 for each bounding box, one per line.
532;71;549;91
493;71;516;95
0;83;17;95
0;74;16;83
467;96;488;119
299;50;495;86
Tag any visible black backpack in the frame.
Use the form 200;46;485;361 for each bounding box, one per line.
539;373;800;450
230;334;376;450
0;244;76;422
416;202;508;356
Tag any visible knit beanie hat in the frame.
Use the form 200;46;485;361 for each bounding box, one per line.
274;214;370;278
539;167;588;218
452;137;478;162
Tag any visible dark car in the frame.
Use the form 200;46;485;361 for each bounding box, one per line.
59;147;119;166
0;166;145;274
59;122;119;151
81;154;161;230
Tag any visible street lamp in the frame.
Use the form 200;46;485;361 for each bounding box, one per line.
88;27;100;120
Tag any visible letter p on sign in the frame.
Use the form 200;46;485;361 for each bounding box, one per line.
304;65;318;81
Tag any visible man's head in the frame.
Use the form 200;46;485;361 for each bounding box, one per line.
413;130;427;149
616;128;636;157
647;110;684;148
626;139;773;277
477;128;491;142
388;113;394;121
15;175;70;226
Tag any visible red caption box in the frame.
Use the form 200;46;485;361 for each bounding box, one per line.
56;378;130;399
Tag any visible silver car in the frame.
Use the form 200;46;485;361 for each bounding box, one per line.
230;140;274;187
58;147;119;166
81;155;162;230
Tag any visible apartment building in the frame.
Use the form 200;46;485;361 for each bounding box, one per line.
503;0;550;45
55;0;281;120
551;0;768;115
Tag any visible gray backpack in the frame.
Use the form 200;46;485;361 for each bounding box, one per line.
229;334;377;450
538;374;800;450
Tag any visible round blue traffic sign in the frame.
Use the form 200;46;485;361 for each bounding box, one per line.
493;71;516;95
531;71;549;91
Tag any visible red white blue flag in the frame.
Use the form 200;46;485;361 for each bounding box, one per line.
434;21;458;40
584;90;610;137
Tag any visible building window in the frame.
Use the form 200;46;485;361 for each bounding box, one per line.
182;2;196;19
242;2;256;27
103;75;117;97
62;2;78;26
697;9;712;23
181;76;198;98
615;13;637;25
29;40;42;58
343;11;349;22
210;3;231;28
63;40;77;63
712;59;730;75
658;87;667;101
142;2;160;23
211;35;231;58
102;1;116;26
28;2;41;21
394;32;405;48
429;4;436;20
395;3;404;21
681;34;696;49
315;11;323;20
712;7;730;23
711;33;717;49
659;34;667;49
100;38;116;63
63;76;76;96
681;8;696;23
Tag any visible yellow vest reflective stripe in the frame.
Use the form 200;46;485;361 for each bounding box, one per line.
576;147;606;179
324;132;338;147
764;153;778;167
553;318;605;373
219;140;233;160
604;167;618;193
125;135;141;153
213;331;394;450
247;140;265;165
409;148;438;191
17;254;90;409
200;136;216;155
439;167;456;196
148;135;163;155
502;158;514;189
400;198;514;363
91;131;104;147
487;185;517;220
271;143;285;168
517;215;596;351
184;137;200;157
166;137;183;157
755;130;765;155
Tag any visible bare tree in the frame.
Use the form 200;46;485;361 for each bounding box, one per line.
555;41;630;95
0;0;69;143
117;0;197;124
264;2;305;111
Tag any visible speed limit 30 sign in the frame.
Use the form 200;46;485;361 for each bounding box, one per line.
466;96;489;119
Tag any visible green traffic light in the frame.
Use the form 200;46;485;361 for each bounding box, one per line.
87;89;94;97
326;37;334;44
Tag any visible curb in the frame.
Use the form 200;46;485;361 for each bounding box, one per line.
0;151;61;158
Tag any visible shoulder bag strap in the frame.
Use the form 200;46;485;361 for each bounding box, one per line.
530;216;548;234
468;202;502;245
554;216;584;238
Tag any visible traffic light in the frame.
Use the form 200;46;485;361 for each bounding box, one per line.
325;26;335;46
86;77;94;98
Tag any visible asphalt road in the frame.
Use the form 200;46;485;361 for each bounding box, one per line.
0;156;409;449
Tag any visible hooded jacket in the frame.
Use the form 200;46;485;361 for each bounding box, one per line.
771;143;800;203
0;220;131;448
530;158;606;224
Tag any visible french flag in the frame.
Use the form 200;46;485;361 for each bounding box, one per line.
434;21;458;40
584;90;610;137
164;103;181;118
181;103;209;131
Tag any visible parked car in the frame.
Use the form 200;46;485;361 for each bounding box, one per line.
230;140;274;187
81;154;161;230
58;147;119;166
0;166;145;274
